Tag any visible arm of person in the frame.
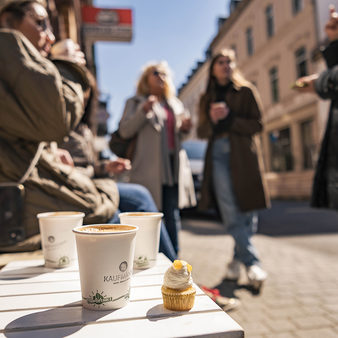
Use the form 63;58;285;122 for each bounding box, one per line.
0;29;85;143
314;65;338;100
94;158;131;177
171;97;192;134
118;96;150;139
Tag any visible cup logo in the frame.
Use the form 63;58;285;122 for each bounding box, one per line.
83;291;113;307
119;261;128;272
48;236;55;243
135;255;149;268
103;261;132;284
58;256;70;267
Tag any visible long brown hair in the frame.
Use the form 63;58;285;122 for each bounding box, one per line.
205;48;251;96
197;49;254;139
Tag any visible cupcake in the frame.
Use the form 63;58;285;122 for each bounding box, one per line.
161;260;196;311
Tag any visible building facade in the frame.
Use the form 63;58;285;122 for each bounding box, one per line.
178;0;337;199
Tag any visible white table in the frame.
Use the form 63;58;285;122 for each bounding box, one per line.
0;254;244;337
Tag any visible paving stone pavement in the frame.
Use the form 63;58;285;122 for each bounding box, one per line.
179;219;338;338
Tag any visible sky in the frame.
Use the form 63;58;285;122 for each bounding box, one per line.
93;0;230;132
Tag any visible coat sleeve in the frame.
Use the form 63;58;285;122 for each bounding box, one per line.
228;87;263;136
314;65;338;100
119;96;149;139
0;29;84;143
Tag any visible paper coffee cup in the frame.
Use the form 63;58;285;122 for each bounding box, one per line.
73;224;138;311
37;211;84;268
119;212;163;269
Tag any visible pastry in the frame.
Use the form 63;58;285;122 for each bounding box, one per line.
161;260;196;311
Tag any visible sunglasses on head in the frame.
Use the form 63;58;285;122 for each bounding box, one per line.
153;70;166;77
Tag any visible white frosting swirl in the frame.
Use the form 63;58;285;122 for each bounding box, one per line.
163;261;193;290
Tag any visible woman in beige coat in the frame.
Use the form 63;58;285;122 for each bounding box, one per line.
118;61;192;254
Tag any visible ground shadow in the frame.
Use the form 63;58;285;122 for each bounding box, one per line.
0;265;53;280
4;302;113;337
181;200;338;237
257;200;338;236
146;304;183;321
214;278;262;298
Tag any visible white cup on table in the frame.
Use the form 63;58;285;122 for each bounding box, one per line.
119;212;163;269
73;224;138;310
37;211;84;268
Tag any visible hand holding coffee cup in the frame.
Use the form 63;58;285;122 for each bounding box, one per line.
210;102;229;124
180;116;192;132
50;39;86;66
105;158;131;175
291;74;318;94
325;5;338;41
143;95;157;113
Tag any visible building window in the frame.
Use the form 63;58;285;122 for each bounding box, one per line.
292;0;303;15
269;66;279;103
269;128;293;172
301;120;315;169
246;27;254;56
295;47;307;78
265;5;274;38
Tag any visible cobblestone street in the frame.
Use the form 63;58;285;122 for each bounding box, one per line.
179;202;338;338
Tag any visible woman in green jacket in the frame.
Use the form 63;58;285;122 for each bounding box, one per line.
0;0;119;251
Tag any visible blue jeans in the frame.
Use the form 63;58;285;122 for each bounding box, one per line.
212;138;259;267
110;182;177;261
162;184;181;255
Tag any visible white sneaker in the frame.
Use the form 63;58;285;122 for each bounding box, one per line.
226;259;241;280
246;265;267;290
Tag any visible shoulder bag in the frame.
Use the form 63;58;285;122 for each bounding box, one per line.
0;142;46;247
109;130;136;160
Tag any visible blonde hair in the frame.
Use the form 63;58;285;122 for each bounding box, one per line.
136;61;176;99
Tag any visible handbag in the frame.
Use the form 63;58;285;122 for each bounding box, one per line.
0;142;46;247
109;129;136;160
178;148;197;209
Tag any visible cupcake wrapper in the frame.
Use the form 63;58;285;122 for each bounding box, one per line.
161;286;196;311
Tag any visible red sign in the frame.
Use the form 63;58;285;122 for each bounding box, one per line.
82;6;132;42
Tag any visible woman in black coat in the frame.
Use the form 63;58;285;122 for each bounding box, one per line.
295;6;338;209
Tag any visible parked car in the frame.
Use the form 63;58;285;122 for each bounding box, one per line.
182;139;207;201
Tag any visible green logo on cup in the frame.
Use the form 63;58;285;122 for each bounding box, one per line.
135;256;149;268
83;290;129;307
58;256;70;267
84;291;113;306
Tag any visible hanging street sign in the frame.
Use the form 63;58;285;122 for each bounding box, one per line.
82;6;133;42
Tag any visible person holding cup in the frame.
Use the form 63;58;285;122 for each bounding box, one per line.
56;67;177;262
197;49;270;291
293;5;338;210
0;0;118;253
117;61;192;255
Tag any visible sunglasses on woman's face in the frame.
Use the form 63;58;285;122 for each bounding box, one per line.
153;70;166;78
26;12;52;32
